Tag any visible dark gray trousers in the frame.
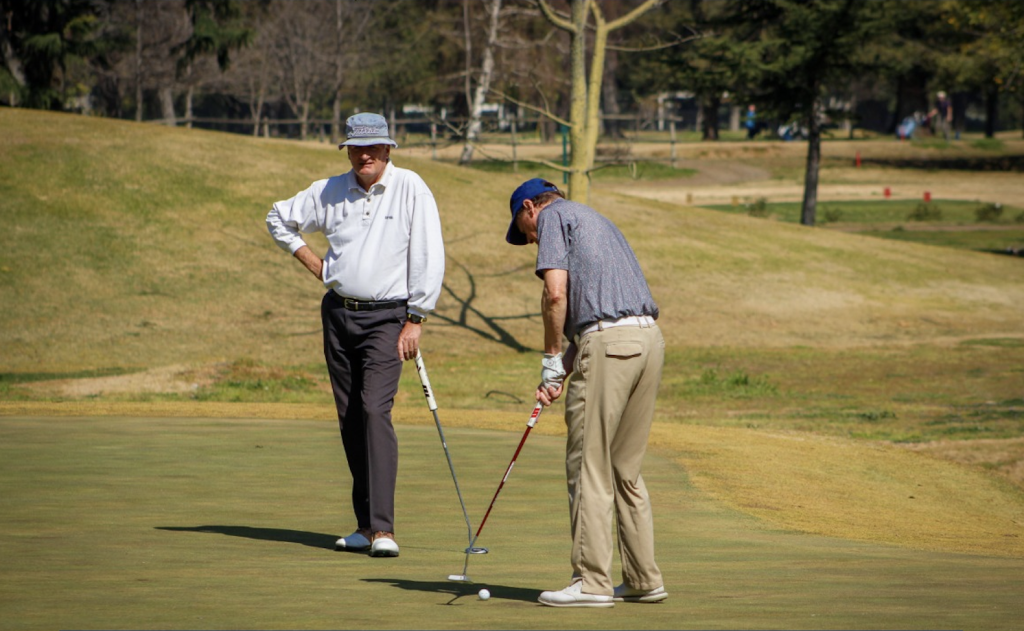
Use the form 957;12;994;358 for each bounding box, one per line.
321;292;405;534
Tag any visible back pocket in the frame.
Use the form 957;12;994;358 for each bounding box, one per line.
605;341;642;359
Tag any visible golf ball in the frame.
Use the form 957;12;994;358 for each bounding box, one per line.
478;588;490;600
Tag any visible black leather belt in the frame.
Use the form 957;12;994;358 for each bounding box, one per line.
340;296;407;311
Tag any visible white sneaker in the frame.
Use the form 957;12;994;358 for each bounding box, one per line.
369;531;399;557
538;579;614;608
613;584;668;603
334;529;371;552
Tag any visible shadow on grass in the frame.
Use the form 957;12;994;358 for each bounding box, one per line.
156;525;340;550
363;578;539;605
435;257;538;353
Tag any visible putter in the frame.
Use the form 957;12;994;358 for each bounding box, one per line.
414;351;481;582
448;401;545;583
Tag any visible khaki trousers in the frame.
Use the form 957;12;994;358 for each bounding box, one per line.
564;324;665;596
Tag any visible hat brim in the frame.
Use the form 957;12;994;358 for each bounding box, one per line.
505;217;528;246
340;137;398;148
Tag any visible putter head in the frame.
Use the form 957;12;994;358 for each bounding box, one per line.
447;574;473;583
466;546;489;554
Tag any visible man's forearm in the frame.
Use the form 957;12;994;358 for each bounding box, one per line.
541;269;568;354
293;245;323;280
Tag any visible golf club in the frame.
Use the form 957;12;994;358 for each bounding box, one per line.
448;401;545;583
414;351;482;583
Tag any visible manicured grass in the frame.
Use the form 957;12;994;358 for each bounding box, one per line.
699;198;1024;225
860;226;1024;254
462;158;697;182
698;198;1024;254
1;415;1022;631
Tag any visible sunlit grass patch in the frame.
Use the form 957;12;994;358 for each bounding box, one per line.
190;359;331;404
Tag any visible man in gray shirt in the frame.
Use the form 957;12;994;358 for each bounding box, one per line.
504;179;667;607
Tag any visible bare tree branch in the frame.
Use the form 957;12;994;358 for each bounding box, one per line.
536;0;575;32
490;86;570;128
607;30;701;53
605;0;665;31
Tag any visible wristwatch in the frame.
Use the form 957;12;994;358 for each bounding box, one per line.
407;314;426;324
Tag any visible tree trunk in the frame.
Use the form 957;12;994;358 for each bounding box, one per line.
184;62;193;129
1;10;25;105
887;76;904;136
984;85;998;139
702;94;720;140
601;47;623;139
134;0;143;121
300;99;309;141
565;0;590;203
158;85;176;126
252;90;264;137
460;0;502;165
331;0;344;145
801;106;821;227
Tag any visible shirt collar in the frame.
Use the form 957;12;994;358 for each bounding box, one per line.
348;160;394;194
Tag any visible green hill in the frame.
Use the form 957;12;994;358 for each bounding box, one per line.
2;107;1023;559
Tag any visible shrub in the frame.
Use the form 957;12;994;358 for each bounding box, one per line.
746;197;769;217
822;207;844;224
906;202;942;221
974;203;1003;223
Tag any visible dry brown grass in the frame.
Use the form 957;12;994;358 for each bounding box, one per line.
651;424;1024;558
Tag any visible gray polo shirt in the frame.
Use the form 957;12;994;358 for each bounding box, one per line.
535;198;659;340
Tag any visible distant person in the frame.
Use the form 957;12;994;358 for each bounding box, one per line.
897;112;922;141
929;91;953;141
744;104;759;139
266;113;445;558
503;179;667;608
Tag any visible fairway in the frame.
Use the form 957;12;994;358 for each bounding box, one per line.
2;415;1023;631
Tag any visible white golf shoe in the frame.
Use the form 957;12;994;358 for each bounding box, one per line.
612;584;668;603
369;531;400;557
334;529;371;552
538;578;614;608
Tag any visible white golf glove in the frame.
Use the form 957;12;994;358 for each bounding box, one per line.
541;353;567;388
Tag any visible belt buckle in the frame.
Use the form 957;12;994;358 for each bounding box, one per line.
344;298;359;311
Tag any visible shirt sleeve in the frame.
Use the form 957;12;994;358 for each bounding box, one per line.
406;189;445;317
535;207;569;278
266;180;326;255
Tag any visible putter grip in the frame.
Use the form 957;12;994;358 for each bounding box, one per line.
414;351;439;411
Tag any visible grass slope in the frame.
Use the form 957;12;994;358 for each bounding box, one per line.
2;108;1023;563
3;108;1023;372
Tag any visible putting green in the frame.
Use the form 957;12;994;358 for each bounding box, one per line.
1;416;1022;630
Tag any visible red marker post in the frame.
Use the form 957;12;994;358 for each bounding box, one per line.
884;187;891;199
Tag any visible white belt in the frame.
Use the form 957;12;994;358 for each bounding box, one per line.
577;315;655;338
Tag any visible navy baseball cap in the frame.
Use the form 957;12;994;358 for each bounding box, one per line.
506;178;560;245
339;112;398;148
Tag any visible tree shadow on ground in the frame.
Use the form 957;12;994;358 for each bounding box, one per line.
434;258;539;353
156;525;342;551
362;578;539;605
863;155;1024;172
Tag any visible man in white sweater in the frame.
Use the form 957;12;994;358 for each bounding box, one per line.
266;113;445;558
